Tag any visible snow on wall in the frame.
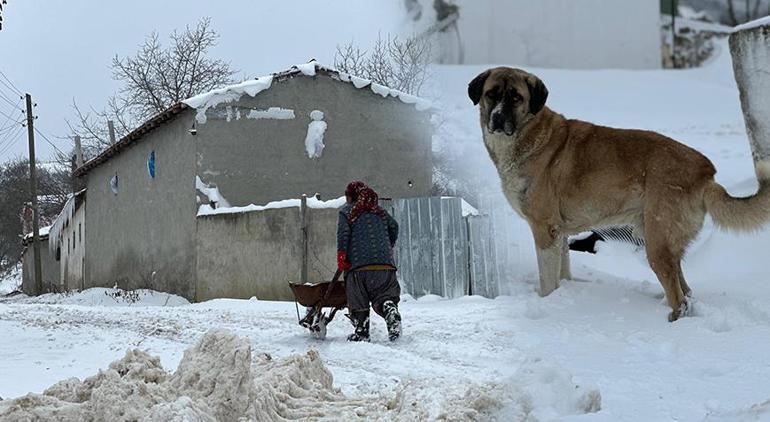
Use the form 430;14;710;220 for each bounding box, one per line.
304;110;327;158
246;107;295;120
195;176;231;208
181;63;431;125
197;195;346;217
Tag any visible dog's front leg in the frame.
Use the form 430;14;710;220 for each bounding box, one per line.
531;224;562;297
560;237;572;281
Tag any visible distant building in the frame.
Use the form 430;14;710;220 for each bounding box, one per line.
415;0;662;69
42;63;432;301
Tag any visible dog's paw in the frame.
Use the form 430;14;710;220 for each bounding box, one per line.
668;298;691;322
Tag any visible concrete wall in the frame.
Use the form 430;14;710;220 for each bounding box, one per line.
83;111;198;299
194;74;433;207
195;207;338;301
21;239;60;294
450;0;661;69
59;200;86;291
730;22;770;166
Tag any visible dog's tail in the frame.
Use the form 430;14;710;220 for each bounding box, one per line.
704;160;770;232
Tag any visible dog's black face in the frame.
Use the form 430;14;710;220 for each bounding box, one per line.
468;68;548;136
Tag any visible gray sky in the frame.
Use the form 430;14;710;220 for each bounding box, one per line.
0;0;408;162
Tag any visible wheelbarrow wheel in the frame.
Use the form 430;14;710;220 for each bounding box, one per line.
312;312;327;340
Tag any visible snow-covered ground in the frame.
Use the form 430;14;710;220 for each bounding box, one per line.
2;41;770;420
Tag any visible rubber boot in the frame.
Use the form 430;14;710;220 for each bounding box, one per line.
347;310;370;342
382;300;401;341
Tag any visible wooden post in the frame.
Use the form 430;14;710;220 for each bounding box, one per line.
300;194;308;284
107;120;116;144
25;93;43;295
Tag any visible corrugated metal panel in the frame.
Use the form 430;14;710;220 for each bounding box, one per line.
389;195;527;299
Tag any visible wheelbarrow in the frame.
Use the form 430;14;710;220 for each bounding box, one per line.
289;269;347;340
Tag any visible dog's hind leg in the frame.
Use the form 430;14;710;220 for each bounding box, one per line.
678;263;692;298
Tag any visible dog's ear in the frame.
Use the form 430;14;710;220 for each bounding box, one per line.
527;76;549;114
468;70;491;106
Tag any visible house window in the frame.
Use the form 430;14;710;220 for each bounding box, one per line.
79;224;82;243
73;231;76;249
68;238;70;253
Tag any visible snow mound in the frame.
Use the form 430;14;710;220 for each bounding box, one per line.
2;287;189;307
0;330;358;420
198;195;346;216
496;357;602;420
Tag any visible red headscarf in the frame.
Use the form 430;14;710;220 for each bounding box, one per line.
348;187;387;223
345;181;367;201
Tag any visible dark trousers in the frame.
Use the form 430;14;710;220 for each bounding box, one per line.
346;270;400;316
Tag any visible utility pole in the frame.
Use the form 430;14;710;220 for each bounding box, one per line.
25;93;43;295
107;120;116;144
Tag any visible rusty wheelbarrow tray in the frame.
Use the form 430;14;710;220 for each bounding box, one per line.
288;269;347;340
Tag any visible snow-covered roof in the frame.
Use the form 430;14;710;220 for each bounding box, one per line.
733;16;770;32
182;61;432;124
74;62;432;177
22;225;52;242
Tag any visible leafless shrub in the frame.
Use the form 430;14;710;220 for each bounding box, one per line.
334;33;431;95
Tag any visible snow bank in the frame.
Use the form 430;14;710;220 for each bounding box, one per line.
198;195;346;217
3;287;189;307
0;330;353;420
304;110;327;158
22;225;51;241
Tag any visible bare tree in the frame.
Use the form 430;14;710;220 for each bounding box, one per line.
68;17;236;158
0;158;70;272
725;0;769;25
334;33;431;96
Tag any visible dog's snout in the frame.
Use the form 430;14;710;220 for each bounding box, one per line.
490;112;505;131
487;105;515;136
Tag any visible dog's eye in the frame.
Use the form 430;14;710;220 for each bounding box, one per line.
512;94;522;103
485;90;499;100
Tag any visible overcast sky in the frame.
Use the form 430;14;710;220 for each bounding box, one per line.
0;0;409;162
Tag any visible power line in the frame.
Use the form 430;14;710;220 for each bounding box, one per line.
0;124;24;156
34;126;69;157
0;70;23;96
0;88;21;110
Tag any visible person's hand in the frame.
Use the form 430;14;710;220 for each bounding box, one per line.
337;251;351;271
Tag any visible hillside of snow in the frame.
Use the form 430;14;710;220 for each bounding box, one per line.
2;41;770;420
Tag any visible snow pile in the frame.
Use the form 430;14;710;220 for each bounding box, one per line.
183;76;273;124
495;357;601;420
2;287;189;307
0;264;22;296
198;195;346;217
195;176;230;208
246;107;295;120
295;61;317;76
0;329;428;420
305;110;327;158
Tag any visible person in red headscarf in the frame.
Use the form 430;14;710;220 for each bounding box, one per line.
337;181;401;342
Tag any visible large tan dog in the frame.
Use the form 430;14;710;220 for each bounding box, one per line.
468;67;770;321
